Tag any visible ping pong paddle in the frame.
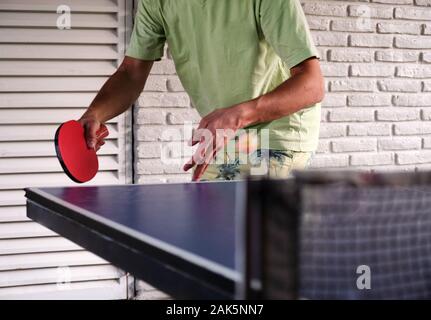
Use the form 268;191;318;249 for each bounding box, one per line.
55;120;108;184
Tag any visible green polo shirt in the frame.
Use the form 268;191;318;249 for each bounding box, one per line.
127;0;321;151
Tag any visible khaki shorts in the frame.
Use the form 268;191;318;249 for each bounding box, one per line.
199;149;313;181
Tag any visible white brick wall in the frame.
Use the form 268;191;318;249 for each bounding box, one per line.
134;0;431;183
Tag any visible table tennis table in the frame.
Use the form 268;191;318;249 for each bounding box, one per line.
25;171;431;300
25;181;247;299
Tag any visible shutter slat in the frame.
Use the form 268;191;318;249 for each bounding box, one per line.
0;93;97;108
0;140;118;158
0;109;119;124
0;190;25;206
0;61;116;76
0;206;27;222
0;44;118;60
0;222;56;239
0;237;81;255
0;12;118;28
0;172;120;189
0;279;127;300
0;265;123;288
0;28;118;44
0;77;107;92
0;0;118;13
0;251;107;271
0;156;119;174
0;124;118;142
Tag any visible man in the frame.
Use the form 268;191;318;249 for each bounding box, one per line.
79;0;324;181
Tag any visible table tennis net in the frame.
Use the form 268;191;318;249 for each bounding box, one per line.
246;171;431;300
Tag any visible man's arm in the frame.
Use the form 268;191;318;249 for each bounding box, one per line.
239;58;325;128
185;58;325;180
79;56;153;150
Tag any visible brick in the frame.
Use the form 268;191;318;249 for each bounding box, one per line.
302;3;347;17
378;79;421;92
395;36;431;49
313;32;348;46
165;142;194;158
423;52;431;63
329;49;373;62
136;109;166;125
310;155;349;168
378;137;422;151
393;94;431;107
376;108;421;121
136;176;168;184
322;94;347;107
350;65;394;77
138;93;190;107
424;81;431;92
396;65;431;78
166;77;184;92
137;125;185;142
372;0;413;4
137;143;162;158
145;76;168;92
415;0;431;6
377;21;421;35
332;139;377;152
166;109;201;125
424;137;431;149
375;50;418;62
319;124;346;138
425;24;431;35
347;94;391;107
350;153;393;166
350;34;393;48
136;159;165;175
316;140;331;153
307;17;330;30
422;109;431;120
329;108;375;122
349;4;393;19
396;151;431;165
151;60;177;74
164;163;186;174
321;63;349;77
394;122;431;135
330;79;375;92
331;19;375;32
394;7;431;20
348;123;392;136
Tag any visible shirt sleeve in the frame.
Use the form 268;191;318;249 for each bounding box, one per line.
259;0;320;69
126;0;166;61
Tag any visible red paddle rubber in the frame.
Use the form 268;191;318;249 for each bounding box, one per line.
55;120;108;183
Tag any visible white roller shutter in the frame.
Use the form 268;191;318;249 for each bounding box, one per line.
0;0;133;299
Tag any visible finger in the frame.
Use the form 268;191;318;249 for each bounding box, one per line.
85;122;100;150
189;119;209;146
183;157;195;172
192;163;210;181
192;139;223;181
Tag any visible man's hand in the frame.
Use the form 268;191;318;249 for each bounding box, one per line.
78;57;154;152
78;116;107;152
183;100;257;181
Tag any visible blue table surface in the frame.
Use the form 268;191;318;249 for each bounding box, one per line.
37;182;242;270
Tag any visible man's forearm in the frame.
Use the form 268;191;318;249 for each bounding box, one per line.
239;59;325;128
82;58;153;123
